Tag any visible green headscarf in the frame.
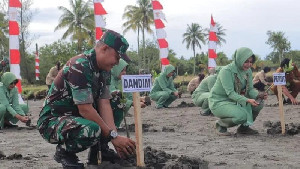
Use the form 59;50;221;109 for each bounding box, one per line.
111;58;128;79
162;65;175;77
232;47;255;70
1;72;18;89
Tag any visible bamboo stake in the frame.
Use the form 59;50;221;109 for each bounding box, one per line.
133;92;145;167
277;85;285;134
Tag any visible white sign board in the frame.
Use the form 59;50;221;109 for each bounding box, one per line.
122;75;152;92
273;73;286;85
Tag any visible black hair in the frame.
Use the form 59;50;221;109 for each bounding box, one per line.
56;61;61;70
251;54;256;63
263;67;271;73
198;73;205;82
280;58;290;68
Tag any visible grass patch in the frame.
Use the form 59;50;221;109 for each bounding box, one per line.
22;85;48;100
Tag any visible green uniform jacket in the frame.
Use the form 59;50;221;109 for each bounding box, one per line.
150;65;177;97
192;74;217;106
209;47;258;125
0;73;24;117
109;59;133;112
192;66;223;106
0;72;26;128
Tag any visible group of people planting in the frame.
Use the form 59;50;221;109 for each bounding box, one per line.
1;29;299;169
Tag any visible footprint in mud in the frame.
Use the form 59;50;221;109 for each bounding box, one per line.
264;103;279;107
162;126;175;132
177;101;195;108
5;153;23;160
118;123;153;132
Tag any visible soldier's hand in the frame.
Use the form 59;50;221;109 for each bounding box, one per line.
111;136;136;159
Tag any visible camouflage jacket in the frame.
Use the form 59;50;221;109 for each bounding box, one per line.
39;49;111;120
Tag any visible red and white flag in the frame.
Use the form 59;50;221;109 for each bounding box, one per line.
208;15;218;69
35;44;39;80
153;10;166;20
152;0;170;71
9;0;24;103
93;0;107;42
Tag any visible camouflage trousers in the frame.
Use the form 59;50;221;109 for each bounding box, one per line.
38;115;101;153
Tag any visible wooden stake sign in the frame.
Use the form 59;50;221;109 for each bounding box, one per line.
122;75;152;167
133;92;144;166
273;73;286;134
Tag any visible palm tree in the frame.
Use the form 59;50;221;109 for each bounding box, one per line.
182;23;206;75
0;11;9;58
266;31;291;63
204;22;226;47
54;0;94;53
122;5;142;68
122;0;154;69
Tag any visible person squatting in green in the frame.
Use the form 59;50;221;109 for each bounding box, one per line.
37;30;136;169
192;66;223;116
0;72;29;129
208;47;267;136
150;65;179;109
109;58;146;128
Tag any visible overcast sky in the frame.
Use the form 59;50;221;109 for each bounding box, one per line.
29;0;300;59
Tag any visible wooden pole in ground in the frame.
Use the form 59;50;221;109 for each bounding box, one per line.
277;85;285;134
133;92;145;167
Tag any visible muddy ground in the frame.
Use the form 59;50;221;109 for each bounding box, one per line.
0;94;299;169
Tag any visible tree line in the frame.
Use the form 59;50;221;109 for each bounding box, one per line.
0;0;299;85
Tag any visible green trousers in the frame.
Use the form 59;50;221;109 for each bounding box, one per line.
192;92;210;113
150;91;177;108
212;103;263;128
0;104;29;129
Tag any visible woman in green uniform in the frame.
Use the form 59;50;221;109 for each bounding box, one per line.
208;47;267;136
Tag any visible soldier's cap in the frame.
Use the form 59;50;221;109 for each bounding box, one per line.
100;30;131;62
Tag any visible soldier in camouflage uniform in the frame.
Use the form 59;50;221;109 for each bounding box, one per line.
37;30;136;169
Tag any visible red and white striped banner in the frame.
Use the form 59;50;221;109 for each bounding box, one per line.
93;0;107;42
208;15;218;68
152;0;169;71
35;44;39;80
9;0;24;103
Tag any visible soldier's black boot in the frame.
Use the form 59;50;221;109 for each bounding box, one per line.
87;143;99;165
101;142;120;163
53;144;84;169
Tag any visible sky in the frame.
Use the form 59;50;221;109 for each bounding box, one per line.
29;0;300;60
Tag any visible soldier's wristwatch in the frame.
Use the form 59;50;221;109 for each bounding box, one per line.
109;130;118;140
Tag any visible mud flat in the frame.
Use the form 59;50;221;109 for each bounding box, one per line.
0;94;299;168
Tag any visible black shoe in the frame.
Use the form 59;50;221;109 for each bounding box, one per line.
237;125;259;135
4;122;18;128
101;143;120;163
87;144;99;165
200;110;212;116
54;145;84;169
162;105;169;108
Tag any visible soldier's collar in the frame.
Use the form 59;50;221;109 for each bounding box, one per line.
84;49;100;72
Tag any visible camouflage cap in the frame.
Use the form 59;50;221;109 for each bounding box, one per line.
100;30;131;61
